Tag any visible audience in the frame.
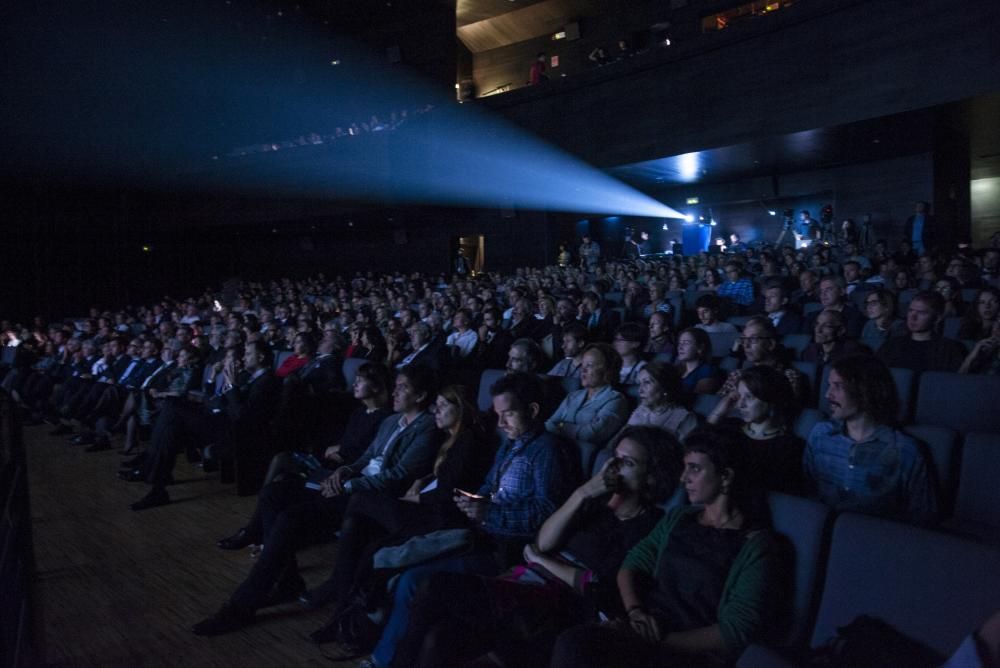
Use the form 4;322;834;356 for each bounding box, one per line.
876;290;967;372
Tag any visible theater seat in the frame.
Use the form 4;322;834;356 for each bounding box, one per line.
476;368;506;413
914;372;1000;433
792;408;823;442
780;334;810;358
273;350;293;370
708;331;739;359
902;424;960;518
947;432;1000;545
692;393;721;418
790;361;818;407
763;493;832;649
341;357;367;389
809;513;1000;659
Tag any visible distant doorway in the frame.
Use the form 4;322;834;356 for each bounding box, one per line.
456;235;484;276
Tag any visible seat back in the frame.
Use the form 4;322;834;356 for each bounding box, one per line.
819;365;915;423
790;360;818;407
902;424;960;517
914;372;1000;433
792;408;823;442
953;432;1000;530
810;512;1000;657
273;350;293;371
766;493;832;649
707;331;739;360
802;302;823;317
692;393;721;419
477;368;506;413
718;356;741;373
560;375;582;395
341;357;367;389
780;334;811;358
942;316;962;340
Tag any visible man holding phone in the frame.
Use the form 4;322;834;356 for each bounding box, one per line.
367;372;577;668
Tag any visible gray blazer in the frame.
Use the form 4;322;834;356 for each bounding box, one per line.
345;410;442;496
545;385;629;449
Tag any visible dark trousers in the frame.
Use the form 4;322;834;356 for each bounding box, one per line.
229;479;349;613
142;399;222;487
550;623;716;668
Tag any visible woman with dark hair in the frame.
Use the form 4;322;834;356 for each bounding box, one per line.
612;323;647;385
860;289;905;351
934;276;966;319
707;365;805;494
675;327;722;396
359;325;388;365
550;427;784;668
275;331;314;378
303;385;491;616
392;426;683;668
959;319;1000;375
959;287;1000;341
624;361;698;441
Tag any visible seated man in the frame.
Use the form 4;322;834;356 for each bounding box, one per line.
547;321;587;378
126;340;279;510
761;279;803;337
190;364;441;635
717;261;755;309
694;294;738;334
357;371;576;668
718;316;804;400
804;354;938;524
476;307;513;371
801;309;869;367
876;290;967;373
803;275;865;339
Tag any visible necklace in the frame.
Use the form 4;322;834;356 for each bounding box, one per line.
614;505;646;521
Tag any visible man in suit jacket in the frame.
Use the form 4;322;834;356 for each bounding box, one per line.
190;365;442;636
762;281;803;337
128;340;280;510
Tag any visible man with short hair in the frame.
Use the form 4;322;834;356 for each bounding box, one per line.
547;322;587;378
506;338;543;375
476;307;512;371
761;281;802;337
876;290;967;372
801;309;868;366
804;354;938;524
803;275;865;339
694;294;737;334
719;316;804;399
445;308;479;359
717;262;755;308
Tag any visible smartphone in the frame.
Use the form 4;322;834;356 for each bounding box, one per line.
454;488;485;500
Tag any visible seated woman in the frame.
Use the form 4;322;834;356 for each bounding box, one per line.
393;426;682;668
706;365;804;494
860;289;905;351
550;427;785;668
935;276;966;319
959;287;1000;341
359;325;388;365
644;311;676;361
959;319;1000;375
675;327;723;397
275;332;313;378
546;343;630;465
303;384;491;617
613;323;647;385
624;362;698;442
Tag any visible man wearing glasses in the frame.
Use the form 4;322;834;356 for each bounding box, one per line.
717;261;755;310
717;316;804;400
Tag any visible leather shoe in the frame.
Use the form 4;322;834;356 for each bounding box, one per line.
130;488;170;511
217;528;255;551
121;453;147;468
260;573;306;608
191;603;254;636
118;468;145;482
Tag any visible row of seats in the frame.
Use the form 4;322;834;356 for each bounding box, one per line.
738;495;1000;665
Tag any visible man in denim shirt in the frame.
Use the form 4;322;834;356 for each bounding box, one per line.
803;354;938;525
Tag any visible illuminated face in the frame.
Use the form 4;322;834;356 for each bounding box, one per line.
696;306;716;325
906;299;938;335
637;368;665;407
741;323;774;363
606;437;650;495
865;294;887;320
763;288;785;314
935;280;954;299
562;333;585;358
493;392;536;441
799;272;817;293
736;380;769;424
579;348;609;389
813;311;841;345
978;293;999;322
681;452;728;506
177;348;193;368
676;332;699;363
353;373;377;400
506;345;532;373
843;264;860;283
243;345;263;371
648;313;669;339
392;374;422;413
825;368;860;421
818;280;842;308
433;394;460;431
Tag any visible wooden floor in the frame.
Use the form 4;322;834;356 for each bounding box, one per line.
24;424;360;667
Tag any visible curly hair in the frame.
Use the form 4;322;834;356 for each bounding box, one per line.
829;353;899;426
611;426;683;506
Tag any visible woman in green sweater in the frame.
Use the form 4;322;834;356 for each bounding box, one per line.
550;426;785;667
